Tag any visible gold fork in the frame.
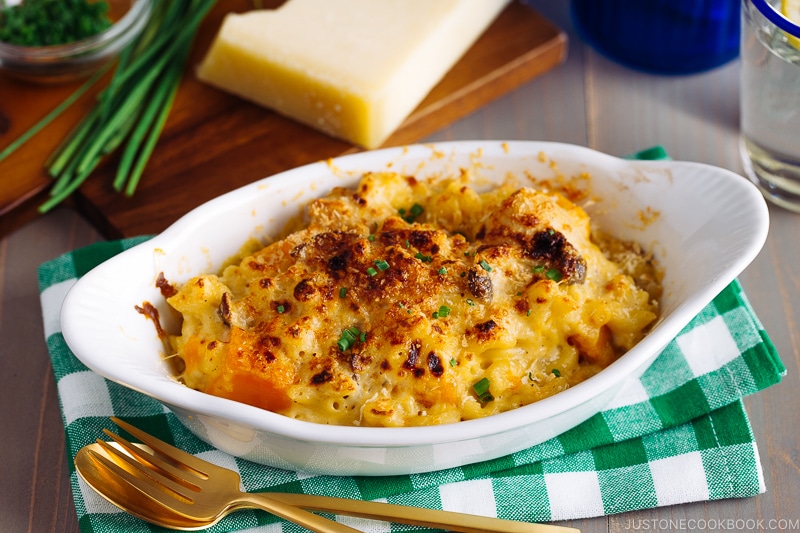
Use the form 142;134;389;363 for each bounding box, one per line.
76;417;579;533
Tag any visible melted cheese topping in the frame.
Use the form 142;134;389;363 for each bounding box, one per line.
165;172;660;427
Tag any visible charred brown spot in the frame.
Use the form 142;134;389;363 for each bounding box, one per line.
252;335;278;363
427;352;444;377
529;229;587;284
379;230;405;247
134;302;165;338
303;231;362;268
408;230;435;251
207;340;217;350
380;359;391;371
371;408;393;415
475;320;496;333
514;298;529;313
467;268;493;301
293;279;315;301
475;226;486;240
156;272;177;298
412;368;425;378
472;319;497;342
259;278;273;289
219;292;232;324
311;369;333;384
403;340;421;370
378;253;412;285
264;336;281;347
247;260;267;271
328;252;349;272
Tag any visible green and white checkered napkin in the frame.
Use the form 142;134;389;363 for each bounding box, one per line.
38;237;785;533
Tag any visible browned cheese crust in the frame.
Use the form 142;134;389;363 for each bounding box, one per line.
165;171;661;426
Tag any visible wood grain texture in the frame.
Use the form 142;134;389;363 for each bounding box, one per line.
0;75;106;236
0;207;100;533
0;0;567;240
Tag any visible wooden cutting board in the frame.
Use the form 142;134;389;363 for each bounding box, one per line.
0;0;567;239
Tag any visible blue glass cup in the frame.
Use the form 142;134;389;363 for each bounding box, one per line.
570;0;741;75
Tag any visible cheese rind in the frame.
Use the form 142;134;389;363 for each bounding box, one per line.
196;0;510;148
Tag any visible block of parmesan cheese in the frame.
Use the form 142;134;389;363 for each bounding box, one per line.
197;0;510;149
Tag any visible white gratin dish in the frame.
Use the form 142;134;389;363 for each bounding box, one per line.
60;141;769;476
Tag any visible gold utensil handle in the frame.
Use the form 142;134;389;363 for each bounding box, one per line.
267;493;580;533
238;493;363;533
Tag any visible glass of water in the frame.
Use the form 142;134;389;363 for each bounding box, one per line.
740;0;800;212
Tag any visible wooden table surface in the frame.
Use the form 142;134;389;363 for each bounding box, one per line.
1;2;797;532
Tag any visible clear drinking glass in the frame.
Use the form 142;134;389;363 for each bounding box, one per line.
740;0;800;212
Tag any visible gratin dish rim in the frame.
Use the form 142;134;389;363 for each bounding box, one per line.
59;141;769;468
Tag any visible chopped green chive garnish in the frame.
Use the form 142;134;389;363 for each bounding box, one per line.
437;305;450;317
405;239;411;248
527;309;531;316
450;358;458;367
552;368;561;377
374;259;390;271
338;326;365;352
479;259;492;272
474;377;490;394
339;287;347;298
466;298;475;306
400;203;425;222
367;234;376;241
366;267;378;276
546;268;563;282
438;267;447;275
414;252;433;263
473;377;494;402
277;305;285;313
533;265;546;274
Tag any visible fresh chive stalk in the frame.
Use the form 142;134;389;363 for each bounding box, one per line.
0;63;111;164
31;0;217;213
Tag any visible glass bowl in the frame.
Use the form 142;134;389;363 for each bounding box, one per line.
0;0;152;84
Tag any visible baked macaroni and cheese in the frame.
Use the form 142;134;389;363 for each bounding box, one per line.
161;171;661;427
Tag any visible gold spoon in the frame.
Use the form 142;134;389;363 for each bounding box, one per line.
75;438;578;533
